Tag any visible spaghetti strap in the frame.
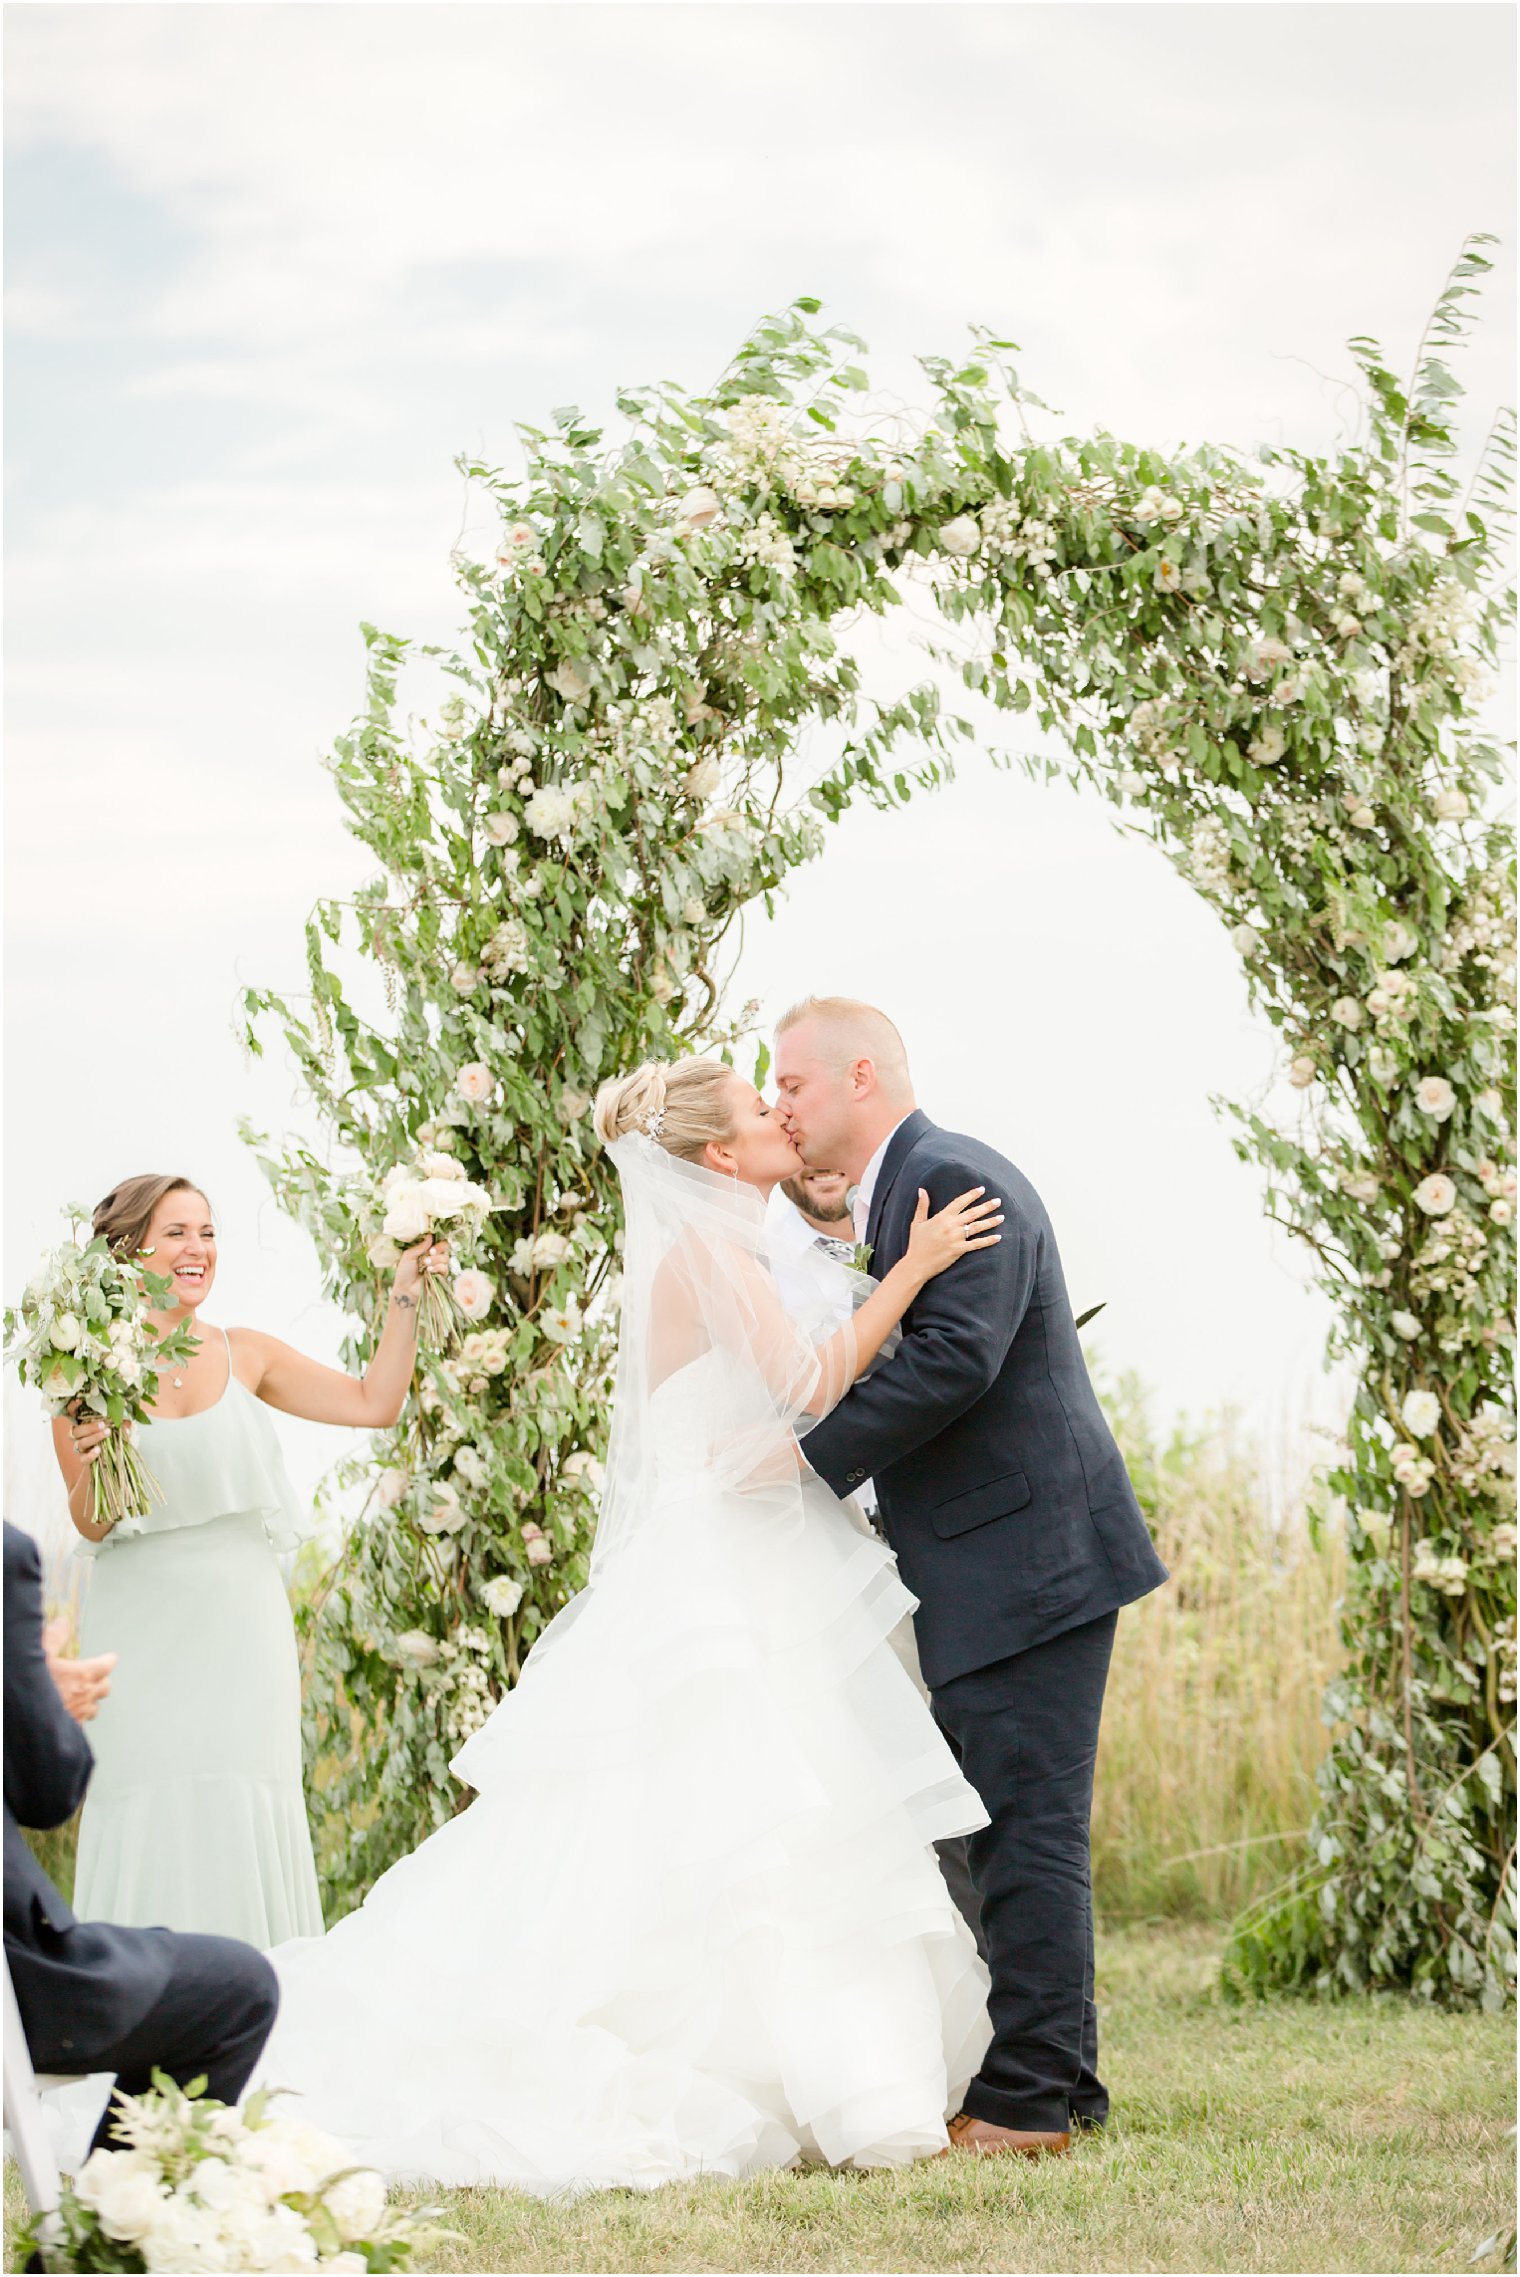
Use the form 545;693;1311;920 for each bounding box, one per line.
221;1323;234;1392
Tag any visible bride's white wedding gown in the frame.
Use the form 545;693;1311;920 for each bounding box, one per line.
255;1151;993;2194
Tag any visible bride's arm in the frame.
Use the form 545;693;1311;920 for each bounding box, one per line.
807;1187;1003;1407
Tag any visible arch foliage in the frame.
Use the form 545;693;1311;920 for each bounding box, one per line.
244;240;1514;2002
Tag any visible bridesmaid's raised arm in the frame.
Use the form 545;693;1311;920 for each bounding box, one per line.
235;1235;448;1428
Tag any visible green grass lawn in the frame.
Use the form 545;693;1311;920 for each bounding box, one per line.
8;1928;1514;2274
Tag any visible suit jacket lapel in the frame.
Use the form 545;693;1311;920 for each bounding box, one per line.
866;1110;934;1261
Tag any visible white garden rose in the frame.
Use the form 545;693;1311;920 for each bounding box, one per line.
1230;922;1262;957
1414;1077;1457;1121
415;1175;482;1222
1331;997;1364;1030
938;514;982;556
375;1469;409;1510
138;2198;227;2274
521;1520;554;1564
481;1574;525;1619
1349;804;1377;830
1432;787;1471;821
1475;1088;1504;1120
1248;724;1286;766
419;1151;466;1183
1402;1389;1442;1438
1383;920;1419;962
321;2167;388;2243
523;782;579;840
1413;1173;1457;1216
75;2151;165;2243
1246;636;1294;680
454;1061;497;1105
685;756;722;801
677;485;723;528
184;2156;263;2217
452;1443;489;1490
484;810;520;846
562;1449;605;1488
51;1312;82;1351
547;657;593;705
1390;1311;1423;1341
381;1183;431;1245
1369;1047;1400;1084
1341;1171;1381;1204
420;1484;466;1535
449;962;481;994
1288;1055;1318;1088
453;1268;495;1320
395;1629;440;1667
532;1230;570;1269
1490;1198;1513;1226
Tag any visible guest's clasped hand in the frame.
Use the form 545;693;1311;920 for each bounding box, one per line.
42;1613;116;1724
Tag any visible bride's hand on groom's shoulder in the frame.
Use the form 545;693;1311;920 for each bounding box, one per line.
905;1186;1004;1285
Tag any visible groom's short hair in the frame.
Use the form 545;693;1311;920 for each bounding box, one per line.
776;996;913;1098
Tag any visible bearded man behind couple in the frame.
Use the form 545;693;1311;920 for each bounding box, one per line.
773;997;1167;2153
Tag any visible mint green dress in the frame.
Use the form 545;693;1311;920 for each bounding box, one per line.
72;1329;324;1949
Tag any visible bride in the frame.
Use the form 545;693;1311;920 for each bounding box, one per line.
254;1056;1005;2191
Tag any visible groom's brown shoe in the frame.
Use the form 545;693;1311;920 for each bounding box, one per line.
941;2112;1072;2158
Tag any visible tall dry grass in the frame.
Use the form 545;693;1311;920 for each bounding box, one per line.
1093;1371;1346;1922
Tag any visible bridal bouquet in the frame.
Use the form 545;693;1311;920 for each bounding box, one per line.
360;1149;493;1357
4;1219;198;1536
24;2071;455;2274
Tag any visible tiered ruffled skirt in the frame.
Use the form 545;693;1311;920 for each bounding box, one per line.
256;1473;992;2191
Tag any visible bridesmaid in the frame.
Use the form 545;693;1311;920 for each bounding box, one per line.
55;1171;447;1949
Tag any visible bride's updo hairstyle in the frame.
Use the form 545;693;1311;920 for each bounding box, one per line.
593;1058;735;1167
93;1173;210;1259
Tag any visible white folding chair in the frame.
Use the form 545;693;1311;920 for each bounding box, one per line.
3;1948;84;2241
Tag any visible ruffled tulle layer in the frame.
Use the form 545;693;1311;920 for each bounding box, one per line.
256;1473;992;2192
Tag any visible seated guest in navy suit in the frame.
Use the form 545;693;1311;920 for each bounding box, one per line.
4;1522;279;2153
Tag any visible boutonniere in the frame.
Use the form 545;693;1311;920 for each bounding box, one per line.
850;1242;874;1273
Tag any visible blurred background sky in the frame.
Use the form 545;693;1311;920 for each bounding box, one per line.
6;1;1514;1555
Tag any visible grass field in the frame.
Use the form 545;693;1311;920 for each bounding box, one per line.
10;1927;1512;2275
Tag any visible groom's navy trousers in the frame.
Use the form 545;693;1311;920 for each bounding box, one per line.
803;1112;1166;2134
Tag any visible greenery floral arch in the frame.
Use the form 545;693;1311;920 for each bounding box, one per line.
245;239;1515;2004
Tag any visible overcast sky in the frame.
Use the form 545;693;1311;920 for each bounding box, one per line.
6;1;1514;1560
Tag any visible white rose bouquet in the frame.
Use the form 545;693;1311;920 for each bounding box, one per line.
23;2069;456;2274
4;1217;199;1536
359;1149;493;1358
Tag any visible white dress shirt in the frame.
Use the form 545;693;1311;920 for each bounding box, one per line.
852;1117;913;1244
765;1190;859;1334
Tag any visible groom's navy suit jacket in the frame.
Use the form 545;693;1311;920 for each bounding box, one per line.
802;1113;1167;1689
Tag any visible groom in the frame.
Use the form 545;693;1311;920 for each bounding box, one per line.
775;997;1166;2157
